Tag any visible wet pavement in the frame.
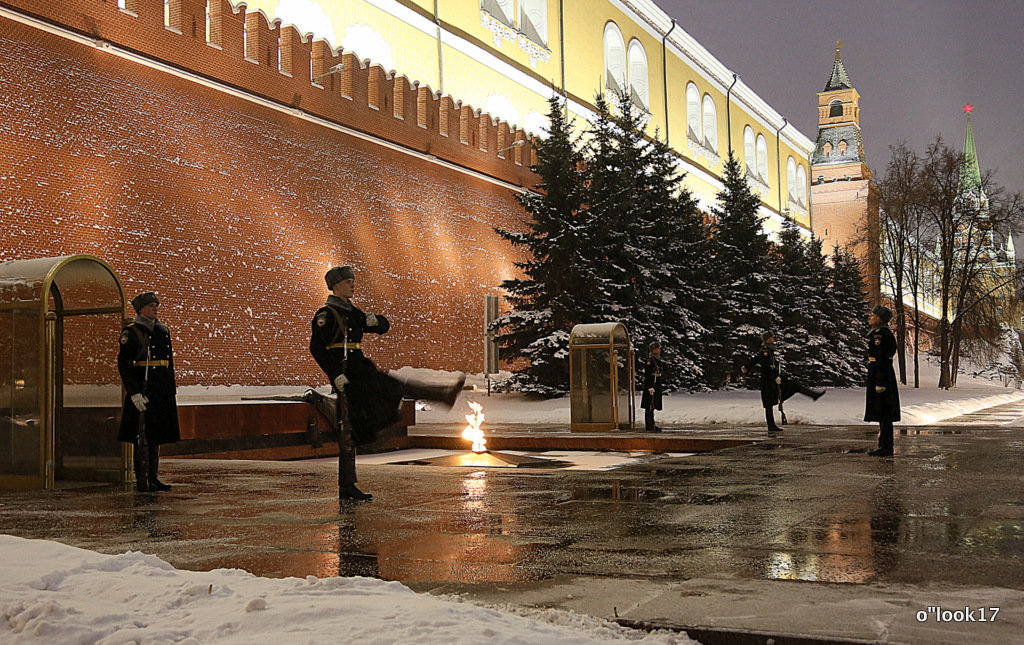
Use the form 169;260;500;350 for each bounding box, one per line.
2;416;1024;644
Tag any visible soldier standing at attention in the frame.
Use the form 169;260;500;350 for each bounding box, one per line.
865;306;900;456
310;265;465;501
641;341;664;432
742;330;825;433
117;292;180;492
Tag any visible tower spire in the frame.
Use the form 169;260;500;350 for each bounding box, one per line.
960;105;982;191
824;42;852;91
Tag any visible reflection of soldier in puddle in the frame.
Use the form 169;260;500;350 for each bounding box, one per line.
869;477;902;578
126;497;182;541
329;509;379;579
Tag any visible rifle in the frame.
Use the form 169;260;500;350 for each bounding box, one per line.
776;351;787;425
336;326;353;497
136;342;151;489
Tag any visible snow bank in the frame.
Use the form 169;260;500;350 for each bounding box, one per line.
0;535;692;644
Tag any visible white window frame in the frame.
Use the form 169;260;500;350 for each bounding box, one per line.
519;0;547;46
482;0;515;27
702;94;717;152
686;83;701;141
603;22;626;97
787;156;797;202
744;126;756;176
756;134;768;182
627;39;649;112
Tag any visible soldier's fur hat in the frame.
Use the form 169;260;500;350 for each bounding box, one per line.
761;330;776;341
325;265;356;289
131;292;159;312
872;305;892;323
648;340;661;352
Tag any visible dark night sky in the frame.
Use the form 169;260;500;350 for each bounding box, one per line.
659;0;1024;194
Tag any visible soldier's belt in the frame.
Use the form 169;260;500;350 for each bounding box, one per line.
135;360;170;367
326;342;361;350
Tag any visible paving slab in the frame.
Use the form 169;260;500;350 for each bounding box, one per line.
1;422;1023;643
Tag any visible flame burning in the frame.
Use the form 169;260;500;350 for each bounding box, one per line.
462;401;486;453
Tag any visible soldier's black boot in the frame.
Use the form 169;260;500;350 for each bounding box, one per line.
402;373;466;409
869;421;894;456
766;407;782;432
133;451;151;492
148;444;171;491
340;484;372;501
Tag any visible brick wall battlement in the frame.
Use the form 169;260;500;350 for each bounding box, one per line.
0;0;534;387
0;0;537;184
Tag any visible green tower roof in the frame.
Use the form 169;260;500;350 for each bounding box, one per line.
824;47;853;91
960;109;983;192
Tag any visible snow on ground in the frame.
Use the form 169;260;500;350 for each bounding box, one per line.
0;535;693;645
176;356;1024;428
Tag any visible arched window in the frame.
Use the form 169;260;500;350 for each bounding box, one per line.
823;142;832;157
787;156;797;201
519;0;547;46
481;0;514;27
603;22;626;96
743;126;755;176
796;165;807;206
627;39;649;111
702;94;717;151
837;140;848;155
756;133;768;181
686;83;701;141
829;99;843;118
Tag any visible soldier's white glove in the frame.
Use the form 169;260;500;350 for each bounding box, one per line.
333;374;349;391
130;394;148;412
647;388;655;395
775;377;782;385
365;313;378;328
741;366;747;374
875;385;886;393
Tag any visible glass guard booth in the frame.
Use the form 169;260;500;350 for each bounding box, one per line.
569;322;634;431
0;255;130;489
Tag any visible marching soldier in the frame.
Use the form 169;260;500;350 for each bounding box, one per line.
309;265;465;501
640;341;664;432
742;330;825;433
865;306;900;456
117;292;180;492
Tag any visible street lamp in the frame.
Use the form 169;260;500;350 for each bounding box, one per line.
496;139;526;155
313;63;345;83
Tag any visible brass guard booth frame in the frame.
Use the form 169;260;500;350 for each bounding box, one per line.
569;322;635;432
0;254;130;489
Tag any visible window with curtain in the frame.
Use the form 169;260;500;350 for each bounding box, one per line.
519;0;547;46
702;94;717;151
603;23;626;96
627;40;649;111
743;126;755;176
481;0;514;27
787;156;797;201
686;83;700;140
756;134;768;182
796;165;807;206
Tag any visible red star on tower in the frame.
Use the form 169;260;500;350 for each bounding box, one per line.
963;104;974;114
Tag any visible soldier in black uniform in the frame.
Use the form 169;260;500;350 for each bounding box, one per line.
865;305;900;456
309;265;465;501
742;330;825;433
117;292;180;492
640;341;664;432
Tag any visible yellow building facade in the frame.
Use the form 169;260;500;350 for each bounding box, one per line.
242;0;814;232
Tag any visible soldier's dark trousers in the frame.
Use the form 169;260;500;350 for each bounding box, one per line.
133;443;160;491
338;420;357;488
765;407;781;431
877;420;894;452
644;407;656;431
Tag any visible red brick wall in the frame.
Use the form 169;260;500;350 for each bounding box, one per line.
0;2;535;386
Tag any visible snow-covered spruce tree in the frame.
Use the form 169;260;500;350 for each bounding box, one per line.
584;91;710;390
493;95;592;396
771;220;833;385
825;244;870;385
705;153;777;386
